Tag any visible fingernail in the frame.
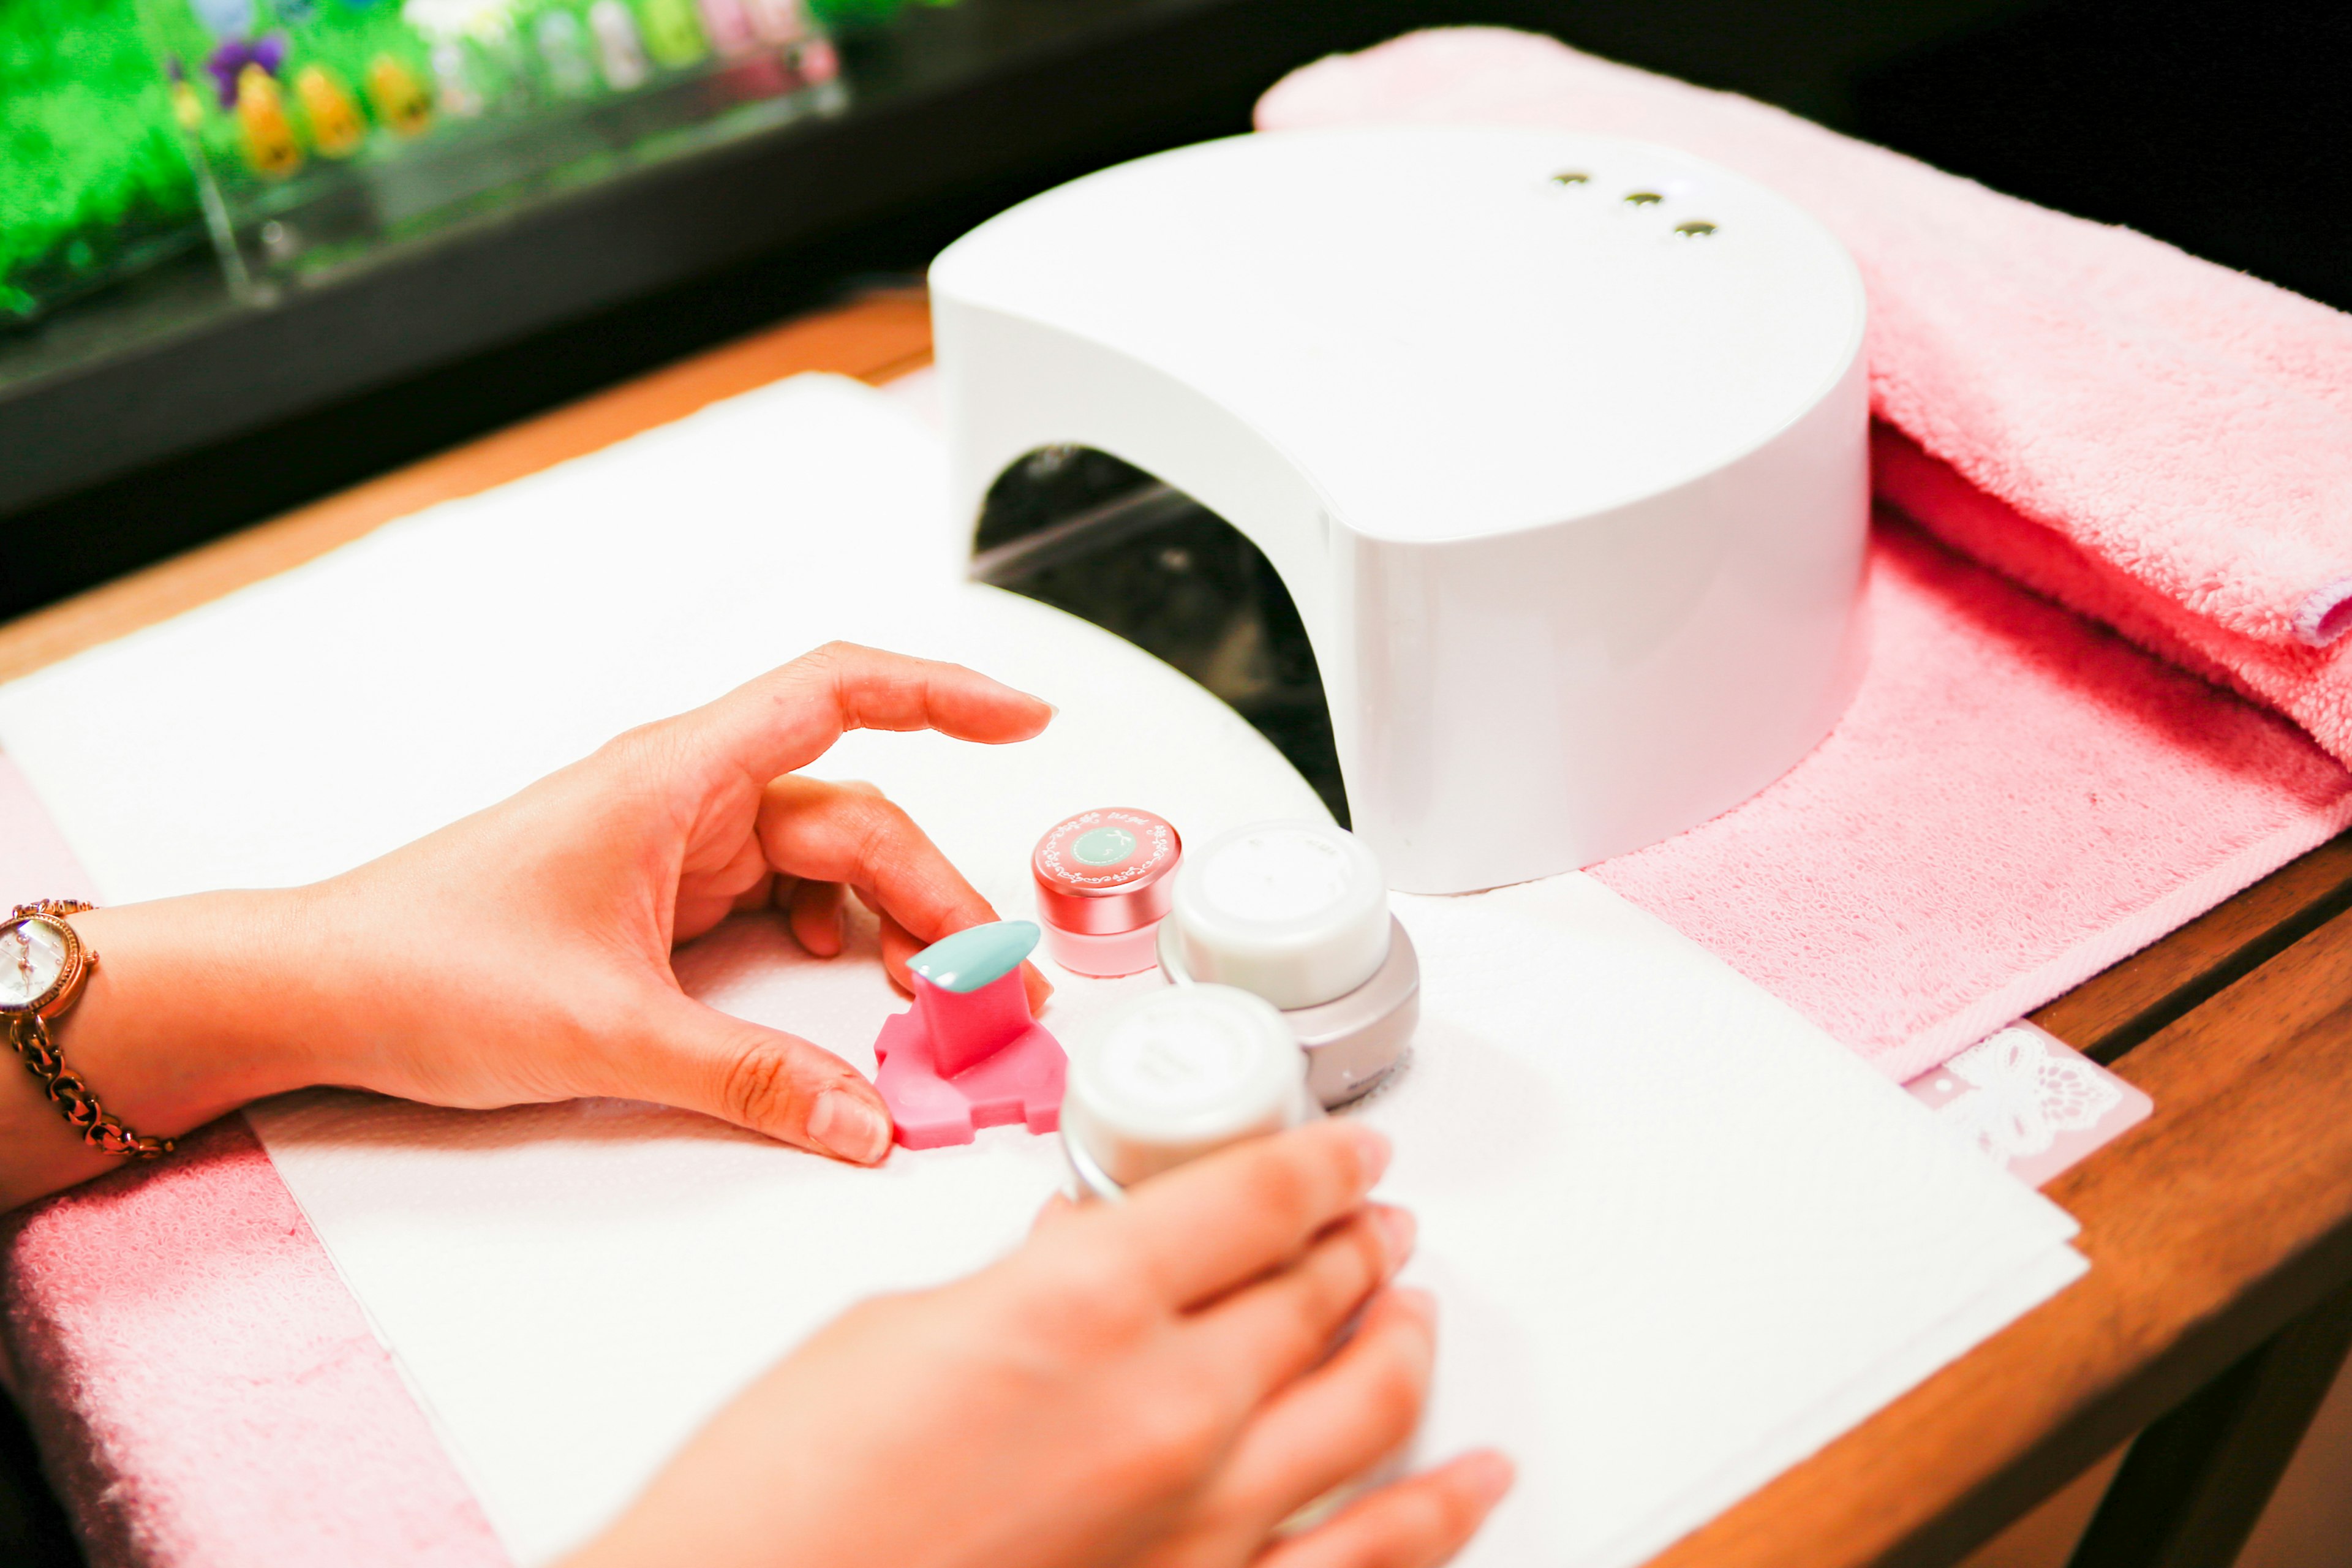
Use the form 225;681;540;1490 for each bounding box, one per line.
810;1090;891;1164
1351;1124;1393;1186
1374;1205;1417;1269
1392;1286;1438;1325
1462;1450;1516;1506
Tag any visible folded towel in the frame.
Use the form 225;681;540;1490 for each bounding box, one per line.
1;1117;506;1568
1875;428;2352;782
1591;514;2352;1080
1257;28;2352;758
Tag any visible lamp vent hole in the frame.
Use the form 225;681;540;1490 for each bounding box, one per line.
1674;220;1718;237
1551;171;1590;186
1623;190;1664;206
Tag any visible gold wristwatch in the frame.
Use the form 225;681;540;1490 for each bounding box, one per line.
0;902;173;1159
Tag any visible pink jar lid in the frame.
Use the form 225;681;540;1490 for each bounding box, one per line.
1033;809;1183;936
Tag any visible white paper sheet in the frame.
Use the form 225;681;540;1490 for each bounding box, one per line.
0;374;2082;1567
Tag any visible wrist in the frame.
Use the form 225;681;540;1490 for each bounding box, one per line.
0;887;344;1210
58;888;341;1133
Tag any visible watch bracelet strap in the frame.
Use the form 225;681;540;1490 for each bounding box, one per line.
7;902;175;1161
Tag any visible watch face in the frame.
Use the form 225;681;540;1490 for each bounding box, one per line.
0;918;69;1011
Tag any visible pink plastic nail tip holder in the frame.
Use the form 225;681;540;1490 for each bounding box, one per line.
873;924;1066;1150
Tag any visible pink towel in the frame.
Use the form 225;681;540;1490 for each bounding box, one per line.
1;1120;506;1568
1593;516;2352;1081
1258;28;2352;761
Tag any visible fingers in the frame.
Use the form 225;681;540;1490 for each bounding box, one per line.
785;877;848;957
676;831;778;942
614;992;894;1164
689;643;1052;792
875;909;925;990
1030;1190;1083;1238
759;776;999;956
1114;1120;1391;1309
1256;1449;1515;1568
759;777;1055;1011
1188;1205;1412;1395
729;871;777;914
1205;1287;1433;1529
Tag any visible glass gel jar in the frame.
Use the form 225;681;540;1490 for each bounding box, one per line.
1031;808;1183;977
1158;820;1419;1108
1060;983;1317;1200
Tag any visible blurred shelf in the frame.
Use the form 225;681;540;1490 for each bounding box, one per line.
0;0;2050;619
0;0;1258;518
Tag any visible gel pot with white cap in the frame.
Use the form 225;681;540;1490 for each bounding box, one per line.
1061;983;1318;1200
1158;820;1419;1107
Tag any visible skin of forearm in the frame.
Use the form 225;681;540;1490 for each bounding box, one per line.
1;891;337;1211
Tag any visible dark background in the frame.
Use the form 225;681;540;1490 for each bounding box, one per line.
2;0;2346;1558
4;0;2346;627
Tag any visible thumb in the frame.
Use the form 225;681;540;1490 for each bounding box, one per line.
625;992;895;1165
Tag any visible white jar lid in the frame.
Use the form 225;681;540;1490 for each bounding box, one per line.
1062;984;1307;1190
1168;820;1392;1010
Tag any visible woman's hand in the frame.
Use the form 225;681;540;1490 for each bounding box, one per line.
10;644;1049;1207
571;1120;1512;1568
297;641;1053;1161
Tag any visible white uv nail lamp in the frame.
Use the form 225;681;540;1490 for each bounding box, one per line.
931;126;1870;894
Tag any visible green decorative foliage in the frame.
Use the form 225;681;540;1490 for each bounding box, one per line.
2;0;880;315
805;0;900;27
0;0;199;293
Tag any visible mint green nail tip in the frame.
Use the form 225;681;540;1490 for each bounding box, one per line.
911;921;1041;993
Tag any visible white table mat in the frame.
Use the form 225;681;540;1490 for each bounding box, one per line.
0;374;2082;1567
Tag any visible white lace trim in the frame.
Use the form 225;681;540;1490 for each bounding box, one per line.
1934;1026;2121;1164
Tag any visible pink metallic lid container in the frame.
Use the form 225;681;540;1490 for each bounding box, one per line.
1032;809;1182;976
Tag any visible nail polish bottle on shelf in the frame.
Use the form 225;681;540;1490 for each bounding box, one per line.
1158;820;1419;1108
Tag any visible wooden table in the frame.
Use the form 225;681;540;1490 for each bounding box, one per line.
6;293;2350;1568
